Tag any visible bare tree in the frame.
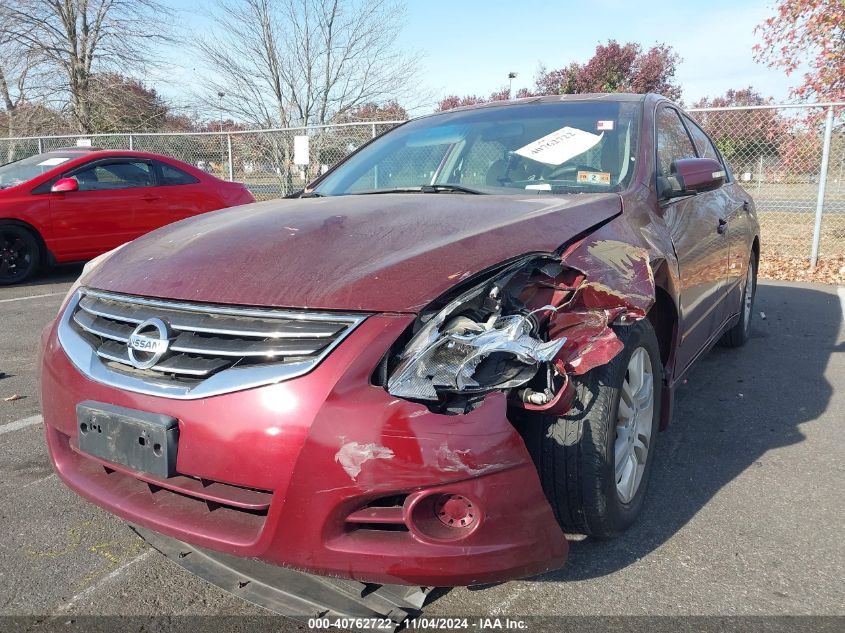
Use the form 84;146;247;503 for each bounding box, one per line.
0;0;174;133
0;46;35;139
0;10;60;160
197;0;418;128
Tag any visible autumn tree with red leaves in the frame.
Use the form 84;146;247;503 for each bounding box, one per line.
754;0;845;102
549;41;681;99
435;89;511;113
333;101;409;123
436;40;681;111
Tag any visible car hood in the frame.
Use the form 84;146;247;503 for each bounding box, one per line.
85;193;622;313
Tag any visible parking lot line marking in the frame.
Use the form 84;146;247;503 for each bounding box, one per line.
56;549;153;613
18;472;56;490
0;414;43;436
0;291;65;303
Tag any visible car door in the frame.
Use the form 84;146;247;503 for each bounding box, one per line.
135;160;207;231
656;105;730;374
49;158;157;259
682;114;749;319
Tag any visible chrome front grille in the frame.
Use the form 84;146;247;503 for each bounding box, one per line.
58;288;368;399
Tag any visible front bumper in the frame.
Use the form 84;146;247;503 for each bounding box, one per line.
40;312;568;587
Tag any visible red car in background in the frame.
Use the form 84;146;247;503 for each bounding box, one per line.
0;148;254;284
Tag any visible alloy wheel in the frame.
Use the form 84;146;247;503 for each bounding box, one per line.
614;347;655;503
0;229;33;284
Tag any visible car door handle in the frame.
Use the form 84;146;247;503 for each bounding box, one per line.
140;195;161;202
717;218;728;234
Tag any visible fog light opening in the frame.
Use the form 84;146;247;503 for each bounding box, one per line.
407;492;482;542
435;494;476;528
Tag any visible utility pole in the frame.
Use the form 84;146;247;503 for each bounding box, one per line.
218;91;226;177
508;72;517;99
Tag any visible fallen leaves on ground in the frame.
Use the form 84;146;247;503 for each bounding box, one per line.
3;394;24;402
759;255;845;285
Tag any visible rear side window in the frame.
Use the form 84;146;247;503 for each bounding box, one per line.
656;108;696;177
159;162;199;185
72;161;154;191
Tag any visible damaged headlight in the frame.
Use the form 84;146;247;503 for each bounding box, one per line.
387;263;566;401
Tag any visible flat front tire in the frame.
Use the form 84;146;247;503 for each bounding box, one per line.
524;318;662;538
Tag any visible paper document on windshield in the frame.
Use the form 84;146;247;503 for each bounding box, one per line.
515;127;603;166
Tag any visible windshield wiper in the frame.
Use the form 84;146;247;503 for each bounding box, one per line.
420;184;482;194
352;184;484;195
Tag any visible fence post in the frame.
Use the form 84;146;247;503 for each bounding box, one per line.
810;106;835;268
38;138;43;153
129;134;134;151
371;123;376;139
227;134;234;181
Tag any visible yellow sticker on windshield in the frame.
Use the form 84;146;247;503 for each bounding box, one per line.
577;171;611;185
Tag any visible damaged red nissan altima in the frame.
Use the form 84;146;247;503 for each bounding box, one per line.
39;93;759;623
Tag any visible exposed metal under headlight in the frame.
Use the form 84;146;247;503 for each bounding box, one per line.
387;258;566;401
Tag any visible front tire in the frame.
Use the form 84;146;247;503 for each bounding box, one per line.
0;224;40;285
524;318;662;538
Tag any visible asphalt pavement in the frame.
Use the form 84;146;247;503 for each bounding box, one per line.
0;269;843;629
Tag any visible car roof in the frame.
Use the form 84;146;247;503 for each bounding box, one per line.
47;147;105;153
437;92;650;115
25;148;210;180
41;147;194;164
45;147;146;157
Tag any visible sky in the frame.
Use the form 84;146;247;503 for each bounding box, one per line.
160;0;796;115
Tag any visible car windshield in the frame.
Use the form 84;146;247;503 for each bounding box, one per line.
314;101;641;196
0;152;79;189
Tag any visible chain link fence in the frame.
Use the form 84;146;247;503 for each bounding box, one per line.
1;106;843;264
687;103;844;266
0;121;402;201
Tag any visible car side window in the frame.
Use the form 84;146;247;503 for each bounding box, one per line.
158;162;200;186
72;161;154;191
656;108;696;178
683;116;721;162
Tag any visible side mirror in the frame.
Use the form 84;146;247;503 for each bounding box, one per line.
51;177;79;193
660;158;724;199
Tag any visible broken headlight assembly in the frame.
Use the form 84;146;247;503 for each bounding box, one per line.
386;259;567;402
